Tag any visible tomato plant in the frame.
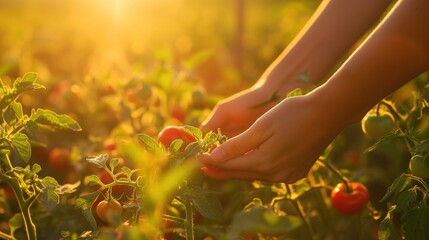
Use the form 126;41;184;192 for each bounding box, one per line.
96;199;123;224
361;110;395;138
331;182;369;215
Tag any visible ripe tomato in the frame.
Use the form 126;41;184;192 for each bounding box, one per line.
331;182;369;215
171;104;186;123
96;199;123;224
48;148;71;171
157;126;196;151
409;155;429;178
361;111;395;138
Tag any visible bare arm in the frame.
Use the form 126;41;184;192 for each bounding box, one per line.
201;0;393;137
200;0;429;183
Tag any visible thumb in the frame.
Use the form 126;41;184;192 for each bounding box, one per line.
209;123;270;162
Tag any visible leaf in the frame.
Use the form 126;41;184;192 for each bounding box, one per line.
81;206;97;231
4;101;23;126
13;72;45;94
380;174;412;202
401;201;429;240
183;142;201;159
230;204;302;236
166;139;182;154
84;174;103;187
109;158;119;171
286;88;303;98
57;181;81;195
137;133;163;153
8;214;24;237
365;130;403;153
394;187;418;214
86;154;108;168
183;125;203;140
32;163;42;174
40;188;60;211
75;191;101;209
30;109;81;131
378;213;402;240
189;186;225;222
42;176;59;189
10;133;31;162
410;138;429;155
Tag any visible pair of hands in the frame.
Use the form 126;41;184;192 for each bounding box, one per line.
198;86;343;183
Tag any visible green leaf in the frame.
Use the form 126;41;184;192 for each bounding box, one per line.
4;101;23;126
13;72;45;94
230;204;302;236
286;88;303;98
32;163;42;174
40;188;60;211
189;186;225;222
84;174;103;187
183;125;203;140
9;214;24;237
75;191;101;209
121;166;132;178
137;133;163;153
365;130;403;153
394;187;418;214
42;176;59;189
81;205;97;231
381;174;412;202
401;201;429;240
86;154;108;168
10;133;31;162
378;213;402;240
30;109;81;131
169;139;183;153
109;158;119;171
183;142;201;159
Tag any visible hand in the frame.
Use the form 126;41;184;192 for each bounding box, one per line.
200;86;279;138
199;93;345;183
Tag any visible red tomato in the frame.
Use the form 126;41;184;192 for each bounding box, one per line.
48;148;71;171
171;105;186;123
331;182;369;215
96;199;123;224
157;126;196;151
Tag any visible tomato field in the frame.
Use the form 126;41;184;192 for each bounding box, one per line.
1;1;429;240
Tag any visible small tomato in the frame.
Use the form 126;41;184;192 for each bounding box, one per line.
331;182;369;215
361;111;395;138
409;155;429;178
96;199;123;224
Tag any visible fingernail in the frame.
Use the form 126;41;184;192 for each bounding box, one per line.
210;147;226;162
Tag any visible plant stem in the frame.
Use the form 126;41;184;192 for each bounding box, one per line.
318;159;351;192
0;231;14;240
285;185;315;240
184;196;194;240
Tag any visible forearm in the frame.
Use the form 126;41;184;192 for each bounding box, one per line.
258;0;393;94
312;0;429;127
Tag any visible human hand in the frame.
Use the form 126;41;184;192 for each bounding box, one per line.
199;93;346;183
200;86;280;138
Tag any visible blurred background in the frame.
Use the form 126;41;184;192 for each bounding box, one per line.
0;0;319;94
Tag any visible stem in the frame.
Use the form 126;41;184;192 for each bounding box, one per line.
285;184;315;240
0;231;14;240
318;159;351;192
183;196;194;240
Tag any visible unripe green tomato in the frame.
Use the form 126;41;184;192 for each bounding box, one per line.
409;155;429;178
361;111;395;138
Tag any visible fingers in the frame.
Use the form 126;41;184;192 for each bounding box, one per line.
209;123;272;162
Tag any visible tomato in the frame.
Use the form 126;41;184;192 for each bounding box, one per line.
48;148;71;171
96;199;123;224
361;111;395;138
157;126;196;151
409;155;429;178
331;182;369;215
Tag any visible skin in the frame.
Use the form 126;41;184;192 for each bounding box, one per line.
199;0;429;183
